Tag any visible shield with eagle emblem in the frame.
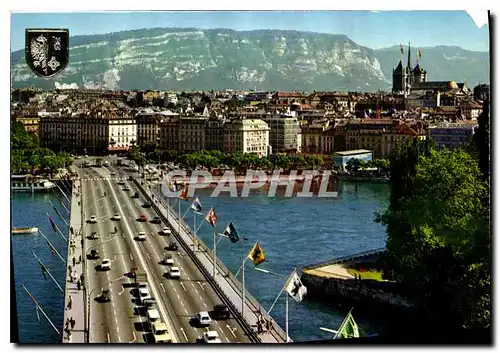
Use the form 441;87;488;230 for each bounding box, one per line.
25;28;69;78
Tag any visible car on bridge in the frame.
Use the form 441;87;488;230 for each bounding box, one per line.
201;331;221;344
165;266;180;279
132;192;139;198
123;185;131;191
110;172;116;176
152;322;172;343
160;227;171;235
100;258;111;271
138;214;148;222
165;241;178;251
139;287;152;302
95;289;111;303
150;216;161;224
110;213;122;221
88;215;98;223
142;202;152;208
87;231;99;240
211;304;230;320
195;311;212;327
136;231;147;241
87;249;100;259
162;255;174;266
117;180;125;185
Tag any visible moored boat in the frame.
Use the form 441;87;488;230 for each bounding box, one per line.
12;227;39;235
11;175;56;192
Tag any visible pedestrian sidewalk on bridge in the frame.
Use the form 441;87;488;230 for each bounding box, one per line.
152;193;288;343
62;177;86;343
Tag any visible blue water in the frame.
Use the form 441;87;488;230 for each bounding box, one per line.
12;191;70;343
12;180;390;343
161;180;390;342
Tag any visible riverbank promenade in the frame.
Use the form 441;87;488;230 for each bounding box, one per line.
62;175;86;343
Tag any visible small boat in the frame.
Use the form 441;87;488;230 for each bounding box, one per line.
12;227;39;235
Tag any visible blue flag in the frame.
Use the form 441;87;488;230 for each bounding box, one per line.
224;222;239;243
191;197;203;212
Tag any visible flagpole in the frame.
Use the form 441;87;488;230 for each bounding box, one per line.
32;251;64;293
53;206;69;227
39;230;65;263
213;231;217;279
21;284;60;335
242;256;246;317
178;198;181;236
193;212;197;252
286;289;289;343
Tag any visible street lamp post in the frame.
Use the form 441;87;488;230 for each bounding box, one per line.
255;267;291;343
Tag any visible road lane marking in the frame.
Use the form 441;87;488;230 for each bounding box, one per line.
173;287;177;293
176;294;181;300
146;253;151;260
226;324;237;338
225;337;230;343
197;282;205;291
180;328;188;342
129;253;134;261
129;331;136;343
180;301;185;307
183;307;187;314
107;333;110;343
160;283;165;292
180;283;186;291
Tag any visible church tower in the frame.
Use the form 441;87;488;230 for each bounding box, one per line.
413;48;427;83
392;61;407;93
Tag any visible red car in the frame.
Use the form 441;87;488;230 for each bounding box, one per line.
138;214;148;222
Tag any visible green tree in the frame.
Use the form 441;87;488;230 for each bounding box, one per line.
377;143;490;330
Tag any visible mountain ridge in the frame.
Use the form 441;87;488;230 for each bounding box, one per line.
11;27;490;91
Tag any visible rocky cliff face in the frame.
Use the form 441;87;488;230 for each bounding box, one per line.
11;28;489;92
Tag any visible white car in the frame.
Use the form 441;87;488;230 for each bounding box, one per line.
139;287;151;302
89;215;98;223
161;227;171;235
164;257;174;266
136;231;146;241
167;266;180;279
196;311;212;326
111;213;121;221
100;258;111;270
202;331;221;344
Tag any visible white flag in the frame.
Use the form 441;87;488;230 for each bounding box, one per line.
285;271;307;303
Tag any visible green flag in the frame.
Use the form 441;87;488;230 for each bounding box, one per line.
336;311;359;339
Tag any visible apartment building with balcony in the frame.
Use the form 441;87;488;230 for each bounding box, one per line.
178;116;208;153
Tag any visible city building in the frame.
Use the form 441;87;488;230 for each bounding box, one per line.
158;116;180;151
205;116;226;151
429;122;477;150
460;101;483;120
392;43;425;94
261;114;301;153
223;119;270;157
178;116;208;153
108;115;136;153
135;111;164;146
14;116;40;136
333;149;373;172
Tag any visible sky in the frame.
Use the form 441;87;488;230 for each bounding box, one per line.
11;11;490;52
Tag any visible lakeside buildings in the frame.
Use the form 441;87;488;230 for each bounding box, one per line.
12;50;487;159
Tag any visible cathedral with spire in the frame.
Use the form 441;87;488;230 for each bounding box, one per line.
392;43;427;94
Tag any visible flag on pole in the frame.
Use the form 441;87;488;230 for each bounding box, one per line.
48;216;57;232
204;208;217;228
417;48;422;60
400;44;404;55
190;197;203;212
247;242;266;266
223;222;239;243
47;241;55;256
336;310;360;339
285;270;308;303
179;187;189;201
40;263;48;280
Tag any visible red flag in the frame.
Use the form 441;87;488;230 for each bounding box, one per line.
204;208;217;228
179;187;189;201
48;216;57;232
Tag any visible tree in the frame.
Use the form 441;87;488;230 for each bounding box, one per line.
473;98;490;183
377;144;491;330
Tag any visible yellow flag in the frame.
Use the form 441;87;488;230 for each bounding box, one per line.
247;242;266;266
417;48;422;60
400;44;404;55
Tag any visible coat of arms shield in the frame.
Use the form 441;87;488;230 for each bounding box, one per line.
25;28;69;78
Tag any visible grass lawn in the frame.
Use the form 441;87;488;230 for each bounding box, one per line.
346;267;384;281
